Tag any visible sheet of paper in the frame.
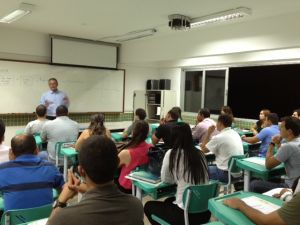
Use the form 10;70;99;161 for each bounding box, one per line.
242;196;280;214
263;188;285;197
243;157;266;166
27;218;48;225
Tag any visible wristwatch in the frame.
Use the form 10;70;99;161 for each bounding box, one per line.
52;200;67;209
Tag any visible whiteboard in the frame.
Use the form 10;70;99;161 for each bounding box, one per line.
0;60;124;113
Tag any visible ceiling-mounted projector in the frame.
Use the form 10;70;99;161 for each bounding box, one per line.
168;14;191;30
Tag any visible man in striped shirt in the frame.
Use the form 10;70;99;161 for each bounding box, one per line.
0;134;64;211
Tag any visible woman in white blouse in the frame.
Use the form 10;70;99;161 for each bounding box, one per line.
144;122;210;225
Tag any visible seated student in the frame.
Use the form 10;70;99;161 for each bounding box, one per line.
75;113;111;151
123;108;147;138
292;108;300;119
47;135;144;225
250;116;300;194
201;114;244;183
224;177;300;225
171;106;182;121
221;106;234;122
41;105;79;164
0;134;64;211
251;109;271;135
0;119;9;162
118;120;152;193
242;113;280;157
192;108;216;143
144;123;210;225
24;104;48;135
152;108;179;148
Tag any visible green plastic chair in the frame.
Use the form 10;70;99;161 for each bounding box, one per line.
54;141;76;166
151;180;219;225
221;154;246;194
0;204;52;225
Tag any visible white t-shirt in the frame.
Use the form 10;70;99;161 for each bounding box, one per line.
24;119;48;135
206;127;244;170
0;144;9;163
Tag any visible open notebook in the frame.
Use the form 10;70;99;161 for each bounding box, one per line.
242;196;281;214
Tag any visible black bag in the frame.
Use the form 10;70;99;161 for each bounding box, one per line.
147;144;169;176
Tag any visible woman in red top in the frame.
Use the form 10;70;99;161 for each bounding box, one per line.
118;120;152;193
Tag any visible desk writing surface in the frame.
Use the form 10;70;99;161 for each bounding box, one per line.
208;191;283;225
111;132;123;142
60;147;78;157
237;157;285;180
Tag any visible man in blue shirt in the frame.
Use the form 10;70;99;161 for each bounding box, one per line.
0;134;64;211
242;113;280;157
40;78;69;120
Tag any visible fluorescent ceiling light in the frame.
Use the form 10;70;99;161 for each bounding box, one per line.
0;3;34;23
116;29;157;42
191;7;251;27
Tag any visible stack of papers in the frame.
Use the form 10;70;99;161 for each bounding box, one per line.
127;170;161;184
242;196;281;214
244;157;266;166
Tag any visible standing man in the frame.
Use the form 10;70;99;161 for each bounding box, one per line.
40;78;69;120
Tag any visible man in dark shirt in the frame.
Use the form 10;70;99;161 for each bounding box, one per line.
152;108;179;148
47;135;143;225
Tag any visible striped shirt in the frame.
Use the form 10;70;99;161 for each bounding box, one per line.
0;154;64;211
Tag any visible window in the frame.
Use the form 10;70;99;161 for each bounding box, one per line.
183;68;228;113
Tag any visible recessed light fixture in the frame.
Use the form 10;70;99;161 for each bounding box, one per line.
190;7;251;27
0;3;34;23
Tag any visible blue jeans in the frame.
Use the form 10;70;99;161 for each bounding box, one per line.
250;180;289;194
208;165;228;183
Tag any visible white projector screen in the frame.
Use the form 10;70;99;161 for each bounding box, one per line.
51;36;118;69
0;60;124;113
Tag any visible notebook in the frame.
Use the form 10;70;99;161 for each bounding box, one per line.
242;196;281;214
128;170;161;184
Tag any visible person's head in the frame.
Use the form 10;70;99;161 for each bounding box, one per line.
292;109;300;119
10;134;37;159
124;120;149;149
78;135;119;185
35;104;47;118
88;113;106;136
216;114;233;131
280;116;300;140
165;108;179;122
171;107;182;120
221;106;234;121
197;108;210;122
48;78;58;92
56;105;68;117
135;108;147;121
265;113;279;126
259;109;271;121
169;122;208;184
0;119;5;144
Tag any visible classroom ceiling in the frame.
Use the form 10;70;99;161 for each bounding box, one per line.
0;0;300;42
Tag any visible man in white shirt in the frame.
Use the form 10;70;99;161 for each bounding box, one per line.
25;104;48;135
41;105;79;165
40;78;70;120
201;114;244;182
0;119;9;162
192;108;216;143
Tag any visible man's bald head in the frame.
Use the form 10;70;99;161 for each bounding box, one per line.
11;134;37;157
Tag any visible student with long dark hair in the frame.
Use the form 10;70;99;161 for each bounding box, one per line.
144;122;210;225
118;120;152;193
75;113;111;151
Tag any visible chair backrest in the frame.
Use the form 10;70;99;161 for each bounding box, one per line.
182;180;219;214
228;155;246;174
1;204;52;225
